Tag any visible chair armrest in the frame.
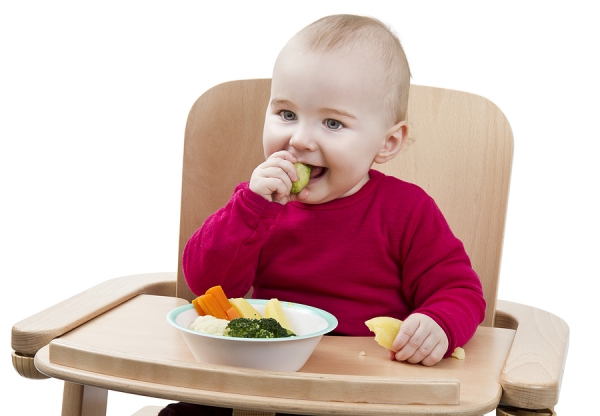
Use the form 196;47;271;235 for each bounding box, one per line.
494;300;569;409
11;272;176;356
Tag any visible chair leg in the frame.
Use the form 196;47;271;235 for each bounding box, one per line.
61;381;108;416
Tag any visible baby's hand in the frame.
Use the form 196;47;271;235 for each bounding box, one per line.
388;313;448;367
249;151;308;204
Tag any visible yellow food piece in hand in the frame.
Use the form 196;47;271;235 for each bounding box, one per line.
264;298;294;332
229;298;262;319
291;163;311;194
451;347;465;360
366;317;466;359
364;316;403;350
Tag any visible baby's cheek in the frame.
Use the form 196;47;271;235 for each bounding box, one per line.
263;122;290;150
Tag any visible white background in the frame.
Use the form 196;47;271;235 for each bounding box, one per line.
1;1;598;415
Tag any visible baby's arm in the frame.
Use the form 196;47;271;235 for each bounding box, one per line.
184;152;307;295
397;196;485;363
183;183;283;297
388;313;448;367
250;151;308;204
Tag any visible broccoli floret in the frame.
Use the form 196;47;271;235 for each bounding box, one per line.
256;317;296;338
225;317;296;338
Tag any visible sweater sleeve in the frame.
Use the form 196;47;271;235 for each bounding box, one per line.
401;197;486;357
182;183;283;298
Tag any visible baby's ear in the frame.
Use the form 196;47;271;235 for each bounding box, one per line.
374;121;408;164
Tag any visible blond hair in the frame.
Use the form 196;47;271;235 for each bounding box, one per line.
296;14;411;123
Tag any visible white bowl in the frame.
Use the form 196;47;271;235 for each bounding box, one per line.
166;299;338;372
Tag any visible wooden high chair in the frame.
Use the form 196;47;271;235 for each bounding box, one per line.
11;80;568;416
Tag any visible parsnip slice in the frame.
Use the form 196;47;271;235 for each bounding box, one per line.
229;298;262;319
264;298;294;332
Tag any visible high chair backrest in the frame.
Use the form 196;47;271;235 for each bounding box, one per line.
177;79;513;327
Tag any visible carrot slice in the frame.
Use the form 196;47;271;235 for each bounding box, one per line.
226;306;241;320
197;296;213;316
191;297;206;316
197;296;211;317
199;294;228;319
206;285;232;312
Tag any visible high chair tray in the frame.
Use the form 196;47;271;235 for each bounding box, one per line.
35;294;515;415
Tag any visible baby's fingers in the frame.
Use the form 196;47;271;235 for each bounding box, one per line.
266;152;298;181
262;175;290;196
391;314;447;366
250;158;296;201
403;333;442;365
420;342;446;367
392;322;426;362
391;315;421;353
288;187;309;202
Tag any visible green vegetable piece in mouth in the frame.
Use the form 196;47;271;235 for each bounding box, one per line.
291;163;311;194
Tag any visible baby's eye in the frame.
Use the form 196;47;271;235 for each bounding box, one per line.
325;119;343;130
279;110;296;121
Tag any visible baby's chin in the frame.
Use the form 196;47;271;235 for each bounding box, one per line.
298;188;339;205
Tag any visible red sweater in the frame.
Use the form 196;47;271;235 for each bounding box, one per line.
183;169;485;355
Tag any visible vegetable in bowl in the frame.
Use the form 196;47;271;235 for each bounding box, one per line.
189;286;297;339
226;317;295;338
167;299;338;371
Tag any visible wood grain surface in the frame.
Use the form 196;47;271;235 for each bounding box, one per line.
12;272;176;355
496;300;569;409
36;295;515;415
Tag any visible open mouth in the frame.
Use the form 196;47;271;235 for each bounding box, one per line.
309;165;327;180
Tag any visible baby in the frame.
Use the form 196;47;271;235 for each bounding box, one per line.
185;13;484;368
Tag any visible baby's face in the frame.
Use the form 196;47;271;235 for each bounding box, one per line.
263;42;396;204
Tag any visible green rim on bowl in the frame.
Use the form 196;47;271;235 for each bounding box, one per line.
167;299;338;341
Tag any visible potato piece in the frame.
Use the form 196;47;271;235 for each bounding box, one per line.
365;316;403;350
229;298;262;319
264;298;294;332
451;347;466;360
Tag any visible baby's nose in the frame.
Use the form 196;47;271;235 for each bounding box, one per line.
289;125;316;151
